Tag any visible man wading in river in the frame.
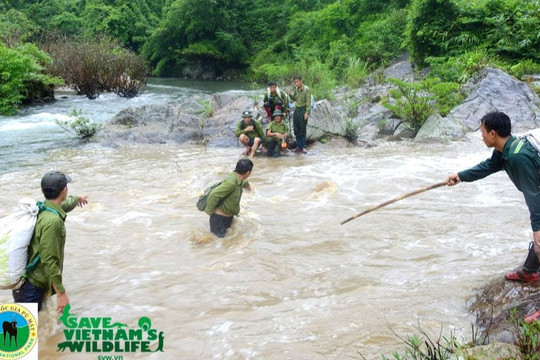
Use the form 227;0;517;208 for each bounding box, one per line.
204;159;253;237
446;112;540;308
13;171;88;313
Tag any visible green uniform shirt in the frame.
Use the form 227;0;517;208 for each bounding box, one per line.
263;88;289;113
458;135;540;231
289;85;312;115
266;121;289;142
26;195;79;294
234;119;266;142
204;173;249;216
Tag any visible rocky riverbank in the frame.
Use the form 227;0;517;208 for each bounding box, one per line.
94;63;539;149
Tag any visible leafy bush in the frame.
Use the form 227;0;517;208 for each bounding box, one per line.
426;50;491;83
342;56;370;88
383;78;436;133
505;60;540;81
383;77;464;134
55;107;101;139
510;308;540;359
430;81;465;116
0;42;62;115
47;37;148;99
198;99;214;118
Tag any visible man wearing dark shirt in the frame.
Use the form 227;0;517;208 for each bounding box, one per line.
446;112;540;287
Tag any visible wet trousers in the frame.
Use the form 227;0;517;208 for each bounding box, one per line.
293;106;307;149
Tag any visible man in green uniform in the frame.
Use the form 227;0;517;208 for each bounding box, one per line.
263;81;289;119
235;110;266;157
205;159;253;237
265;110;289;158
13;171;88;313
288;75;312;154
447;112;540;289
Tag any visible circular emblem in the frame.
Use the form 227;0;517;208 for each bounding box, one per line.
0;304;38;359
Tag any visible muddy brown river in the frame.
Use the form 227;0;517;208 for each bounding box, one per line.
0;136;531;359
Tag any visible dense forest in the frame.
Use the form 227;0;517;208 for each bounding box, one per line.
0;0;539;115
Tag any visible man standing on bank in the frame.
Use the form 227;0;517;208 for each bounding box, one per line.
13;171;88;313
288;75;312;154
205;159;253;237
446;112;540;285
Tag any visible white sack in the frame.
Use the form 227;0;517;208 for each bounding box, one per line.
0;198;39;288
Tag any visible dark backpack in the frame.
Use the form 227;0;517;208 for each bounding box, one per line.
196;182;222;211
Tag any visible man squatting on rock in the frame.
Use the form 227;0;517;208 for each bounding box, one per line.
235;110;266;157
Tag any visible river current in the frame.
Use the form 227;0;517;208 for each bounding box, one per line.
0;79;531;359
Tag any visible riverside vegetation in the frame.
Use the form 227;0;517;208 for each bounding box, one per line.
1;0;538;117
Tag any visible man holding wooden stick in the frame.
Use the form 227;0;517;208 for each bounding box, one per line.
446;112;540;287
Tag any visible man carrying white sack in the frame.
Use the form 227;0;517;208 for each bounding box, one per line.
13;171;87;313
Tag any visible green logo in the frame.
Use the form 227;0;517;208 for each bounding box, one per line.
57;305;164;354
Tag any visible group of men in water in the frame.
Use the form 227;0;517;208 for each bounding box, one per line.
236;76;312;158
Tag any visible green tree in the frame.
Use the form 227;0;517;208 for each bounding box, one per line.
406;0;460;66
0;9;37;46
82;0;161;51
383;78;464;134
49;12;84;37
355;9;407;65
0;42;62;115
143;0;252;76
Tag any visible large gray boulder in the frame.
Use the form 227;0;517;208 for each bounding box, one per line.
445;67;540;133
96;92;257;146
354;103;398;140
383;54;414;82
307;99;347;140
415;113;466;142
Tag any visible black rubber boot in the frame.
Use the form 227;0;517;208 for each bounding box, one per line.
523;241;540;273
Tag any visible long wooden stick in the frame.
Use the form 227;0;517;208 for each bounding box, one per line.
340;181;447;225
